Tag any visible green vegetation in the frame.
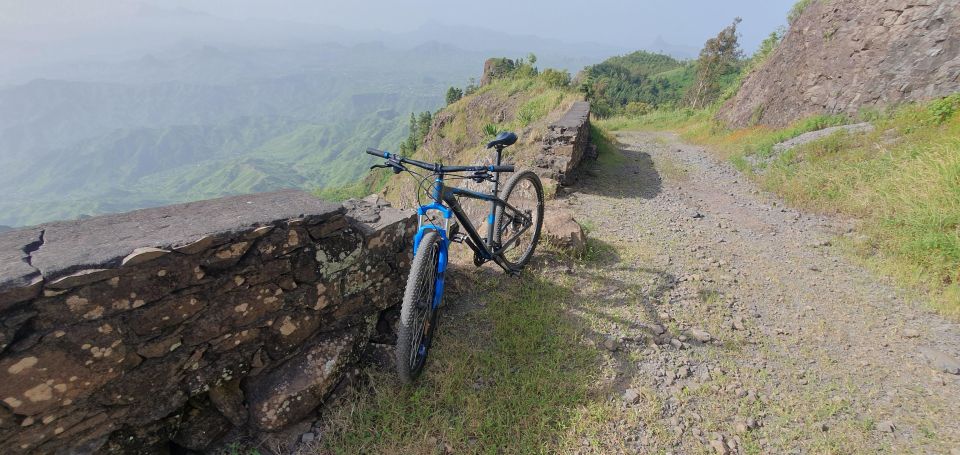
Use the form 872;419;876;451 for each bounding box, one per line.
928;93;960;125
539;68;572;89
788;0;817;24
598;95;960;314
577;50;694;117
446;86;464;105
579;18;747;117
483;53;541;83
0;43;476;227
320;273;606;453
329;53;581;204
400;111;434;154
687;18;745;109
432;72;578;150
517;91;565;127
315;159;396;202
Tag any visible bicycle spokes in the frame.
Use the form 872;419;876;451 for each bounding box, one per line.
409;244;437;369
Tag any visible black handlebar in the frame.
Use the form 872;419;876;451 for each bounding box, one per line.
365;148;390;158
366;148;514;174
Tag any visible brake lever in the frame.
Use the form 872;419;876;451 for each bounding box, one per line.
370;162;406;174
471;171;493;183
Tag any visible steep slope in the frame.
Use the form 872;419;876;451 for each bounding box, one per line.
379;72;584;226
718;0;960;127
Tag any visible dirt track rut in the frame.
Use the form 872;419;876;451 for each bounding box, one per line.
561;131;960;453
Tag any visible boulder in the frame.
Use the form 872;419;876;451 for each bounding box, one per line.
542;206;587;253
246;329;360;431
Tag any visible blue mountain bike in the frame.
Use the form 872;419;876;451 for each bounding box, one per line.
365;131;544;382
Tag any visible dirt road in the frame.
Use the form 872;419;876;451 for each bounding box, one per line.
559;131;960;453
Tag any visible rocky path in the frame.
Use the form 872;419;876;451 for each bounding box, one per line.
560;131;960;454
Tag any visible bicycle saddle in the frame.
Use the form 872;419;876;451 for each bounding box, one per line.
486;131;518;149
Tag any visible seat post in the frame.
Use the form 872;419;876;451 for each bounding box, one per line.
493;146;505;195
486;145;506;245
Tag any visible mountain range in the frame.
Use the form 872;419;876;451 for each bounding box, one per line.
0;2;697;227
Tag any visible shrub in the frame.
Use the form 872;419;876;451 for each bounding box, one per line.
483;123;501;137
686;18;745;109
540;68;571;89
445;86;463;105
928;93;960;125
624;101;651;116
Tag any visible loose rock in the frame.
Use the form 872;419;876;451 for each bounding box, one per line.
919;347;960;374
686;328;713;343
876;420;896;433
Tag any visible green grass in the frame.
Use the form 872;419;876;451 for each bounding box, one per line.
219;443;262;455
760;104;960;314
517;92;565;127
600;96;960;314
320;273;605;454
314;168;392;202
596;108;709;132
590;123;626;169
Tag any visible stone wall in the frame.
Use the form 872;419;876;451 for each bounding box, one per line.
535;101;594;185
718;0;960;128
0;190;415;454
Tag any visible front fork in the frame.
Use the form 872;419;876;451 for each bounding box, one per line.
413;176;450;311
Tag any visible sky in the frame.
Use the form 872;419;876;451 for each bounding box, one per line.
1;0;796;54
154;0;796;52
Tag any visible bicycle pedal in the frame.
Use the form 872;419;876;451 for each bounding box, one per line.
451;233;467;243
472;254;487;267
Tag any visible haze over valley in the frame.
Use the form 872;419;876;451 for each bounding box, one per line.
0;0;789;227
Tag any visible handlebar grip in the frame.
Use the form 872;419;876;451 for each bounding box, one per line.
366;148;389;158
490;165;515;173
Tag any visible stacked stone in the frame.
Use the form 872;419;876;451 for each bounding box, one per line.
535;101;593;186
0;190;414;453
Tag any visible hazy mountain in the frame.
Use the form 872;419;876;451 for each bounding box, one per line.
649;36;699;60
0;2;619;86
0;41;481;227
0;2;630;227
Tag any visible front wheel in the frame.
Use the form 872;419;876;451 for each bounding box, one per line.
495;170;544;270
396;231;442;383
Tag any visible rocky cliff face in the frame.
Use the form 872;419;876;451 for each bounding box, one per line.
719;0;960;127
0;190;414;454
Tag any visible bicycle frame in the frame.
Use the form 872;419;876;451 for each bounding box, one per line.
412;172;534;280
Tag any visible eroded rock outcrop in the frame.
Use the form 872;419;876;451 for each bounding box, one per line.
0;190;414;453
719;0;960;127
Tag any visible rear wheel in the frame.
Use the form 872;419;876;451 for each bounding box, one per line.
495;170;544;270
395;231;442;383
